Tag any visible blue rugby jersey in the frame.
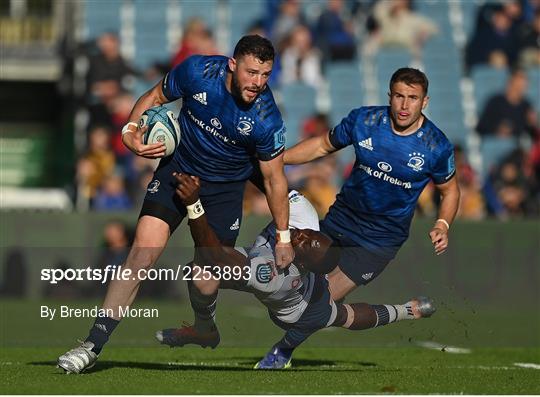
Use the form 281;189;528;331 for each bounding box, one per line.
322;106;456;254
162;55;285;182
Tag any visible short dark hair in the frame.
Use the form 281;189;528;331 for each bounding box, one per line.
390;67;429;95
233;34;275;62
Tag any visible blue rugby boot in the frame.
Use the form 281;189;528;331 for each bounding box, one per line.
254;346;293;369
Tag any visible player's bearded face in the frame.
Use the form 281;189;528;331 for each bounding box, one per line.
229;55;272;104
389;82;429;133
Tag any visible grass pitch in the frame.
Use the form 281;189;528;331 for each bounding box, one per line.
1;346;539;394
1;298;539;394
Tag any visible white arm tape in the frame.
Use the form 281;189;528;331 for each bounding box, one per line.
122;122;139;135
436;218;450;230
276;229;291;243
186;199;205;220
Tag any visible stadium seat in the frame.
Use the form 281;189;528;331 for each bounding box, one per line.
83;0;122;40
472;66;509;113
375;49;412;102
280;83;317;147
326;61;364;165
327;61;364;126
479;136;518;180
181;0;218;28
133;0;169;69
227;0;265;53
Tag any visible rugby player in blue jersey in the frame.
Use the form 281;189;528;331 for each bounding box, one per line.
285;67;460;294
58;35;295;374
156;174;435;370
251;67;460;367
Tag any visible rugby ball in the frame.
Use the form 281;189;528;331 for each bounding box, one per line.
139;106;181;157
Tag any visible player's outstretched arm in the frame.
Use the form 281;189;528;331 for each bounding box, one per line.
121;80;170;158
430;176;460;255
259;153;294;268
174;173;248;269
283;132;337;165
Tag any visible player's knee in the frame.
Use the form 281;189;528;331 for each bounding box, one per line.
328;268;357;301
192;278;220;296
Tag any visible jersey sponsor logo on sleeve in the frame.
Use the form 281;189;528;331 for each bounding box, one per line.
445;152;456;181
407;152;425;172
256;263;274;284
273;125;286;149
236;117;253;135
192;92;207;105
448;152;455;173
358;137;373;151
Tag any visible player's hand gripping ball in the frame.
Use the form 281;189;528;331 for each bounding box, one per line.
139;106;181;157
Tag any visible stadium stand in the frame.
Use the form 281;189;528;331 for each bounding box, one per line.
280;82;317;147
1;0;537;217
327;61;364;127
471;66;510;113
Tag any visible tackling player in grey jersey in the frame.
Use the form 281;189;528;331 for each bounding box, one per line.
155;174;435;370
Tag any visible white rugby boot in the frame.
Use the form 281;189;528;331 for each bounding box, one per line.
57;341;98;374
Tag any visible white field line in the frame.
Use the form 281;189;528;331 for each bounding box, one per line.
416;340;472;354
1;360;537;372
514;362;540;369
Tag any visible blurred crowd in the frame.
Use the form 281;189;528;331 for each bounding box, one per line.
465;0;540;72
71;0;539;220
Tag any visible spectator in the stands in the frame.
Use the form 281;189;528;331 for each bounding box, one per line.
465;2;522;72
527;128;540;213
368;0;438;58
313;0;357;61
280;25;323;89
517;8;540;68
76;126;116;205
170;18;218;67
93;173;132;211
43;261;81;299
86;32;136;104
107;92;136;158
454;145;486;220
301;113;331;139
491;152;529;217
128;155;158;207
476;69;537;138
85;33;137;130
271;0;306;49
88;220;132;296
300;155;338;216
0;249;27;297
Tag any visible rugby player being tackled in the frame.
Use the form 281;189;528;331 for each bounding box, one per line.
156;173;435;369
